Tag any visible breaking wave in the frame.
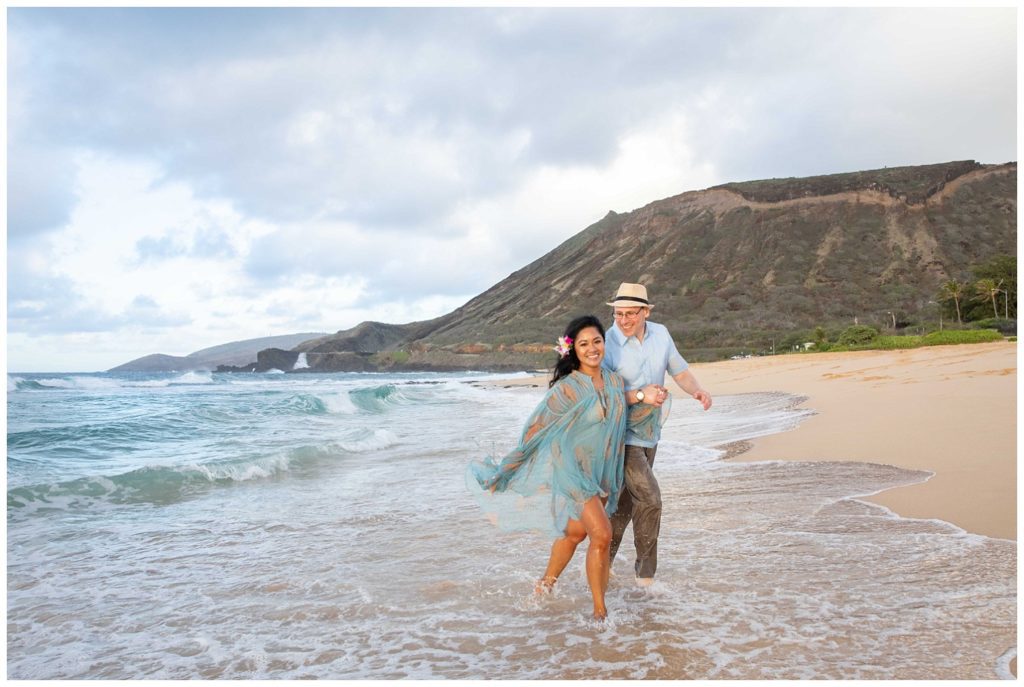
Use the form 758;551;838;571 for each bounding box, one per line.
8;372;216;391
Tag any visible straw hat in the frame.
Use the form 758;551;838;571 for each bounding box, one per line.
606;282;653;309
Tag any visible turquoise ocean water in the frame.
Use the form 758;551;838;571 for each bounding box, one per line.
6;370;1016;679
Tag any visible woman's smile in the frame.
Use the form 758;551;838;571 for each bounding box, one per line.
574;326;605;375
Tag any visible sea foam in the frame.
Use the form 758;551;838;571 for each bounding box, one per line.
338;429;399;453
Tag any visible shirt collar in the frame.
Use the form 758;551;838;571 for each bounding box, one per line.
610;321;648;344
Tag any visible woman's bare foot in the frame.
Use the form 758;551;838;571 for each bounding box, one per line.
593;607;607;621
535;576;557;595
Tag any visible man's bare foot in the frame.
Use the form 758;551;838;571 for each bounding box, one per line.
535;576;557;595
593;607;607;621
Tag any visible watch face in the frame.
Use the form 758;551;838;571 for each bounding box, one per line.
636;390;644;401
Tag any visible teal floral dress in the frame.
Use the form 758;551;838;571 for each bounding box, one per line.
467;369;660;537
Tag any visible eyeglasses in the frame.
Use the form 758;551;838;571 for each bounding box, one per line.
613;309;643;320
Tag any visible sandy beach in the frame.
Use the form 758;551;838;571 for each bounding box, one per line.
683;341;1017;541
679;340;1018;677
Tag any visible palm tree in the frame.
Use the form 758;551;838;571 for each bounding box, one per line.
975;278;1003;319
940;279;965;324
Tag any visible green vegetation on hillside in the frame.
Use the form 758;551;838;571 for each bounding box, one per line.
934;254;1016;329
713;160;982;204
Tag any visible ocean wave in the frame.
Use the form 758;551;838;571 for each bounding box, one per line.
7;427;401;516
275;393;329;414
167;371;215;385
119;372;215;388
348;384;405;413
322;392;359;414
337;429;399;452
347;383;452;413
6;444;344;514
10;377;53;391
8;371;216;392
8;419;181;452
26;376;109;390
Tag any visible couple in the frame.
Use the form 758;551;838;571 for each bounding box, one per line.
467;282;713;619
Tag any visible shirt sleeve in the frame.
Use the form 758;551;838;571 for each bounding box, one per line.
665;328;689;376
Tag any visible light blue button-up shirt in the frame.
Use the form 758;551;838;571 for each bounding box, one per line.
602;320;688;447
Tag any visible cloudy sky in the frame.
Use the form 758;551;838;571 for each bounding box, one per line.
6;7;1017;372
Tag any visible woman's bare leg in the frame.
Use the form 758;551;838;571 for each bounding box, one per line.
537;519;587;593
579;496;612;619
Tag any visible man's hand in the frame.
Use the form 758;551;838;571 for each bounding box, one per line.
672;369;712;411
692;388;712;411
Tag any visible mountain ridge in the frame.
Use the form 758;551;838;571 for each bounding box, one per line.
109;332;326;372
293;159;1014;371
111;159;1016;374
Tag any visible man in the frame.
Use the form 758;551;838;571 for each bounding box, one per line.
601;282;713;586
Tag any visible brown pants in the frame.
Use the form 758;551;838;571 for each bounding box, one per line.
609;444;661;579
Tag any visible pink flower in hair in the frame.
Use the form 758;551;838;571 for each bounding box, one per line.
553;336;573;358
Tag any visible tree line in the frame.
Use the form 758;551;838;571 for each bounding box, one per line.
938;254;1016;329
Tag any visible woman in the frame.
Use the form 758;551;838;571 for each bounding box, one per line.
467;315;662;619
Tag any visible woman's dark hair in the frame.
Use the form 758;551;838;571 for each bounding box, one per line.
549;315;606;387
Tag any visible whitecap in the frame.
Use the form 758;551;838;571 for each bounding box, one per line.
170;371;215;385
339;429;399;452
124;379;173;388
322;393;359;414
33;377;80;389
187;454;292;482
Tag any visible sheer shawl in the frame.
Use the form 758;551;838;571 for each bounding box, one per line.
466;369;659;537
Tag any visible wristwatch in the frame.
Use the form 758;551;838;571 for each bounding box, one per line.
635;389;645;403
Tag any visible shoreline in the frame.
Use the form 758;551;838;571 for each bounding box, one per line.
490;341;1016;541
683;341;1016;542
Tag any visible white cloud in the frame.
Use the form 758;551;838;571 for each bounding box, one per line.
449;110;718;269
6;152;481;370
44;154;268;316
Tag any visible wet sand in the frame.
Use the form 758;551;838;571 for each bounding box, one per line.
680;341;1017;678
682;341;1016;541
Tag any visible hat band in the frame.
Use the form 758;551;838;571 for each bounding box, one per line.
614;296;649;305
